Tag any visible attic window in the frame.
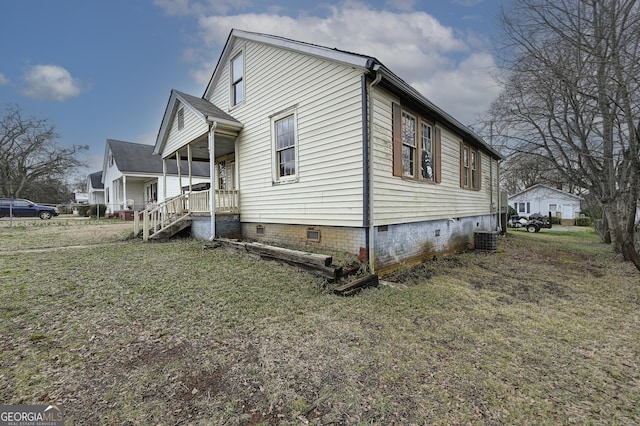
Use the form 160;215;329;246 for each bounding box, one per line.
231;51;244;106
177;108;184;130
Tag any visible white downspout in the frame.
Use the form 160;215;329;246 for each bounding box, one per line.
208;122;217;240
490;155;494;229
368;71;382;273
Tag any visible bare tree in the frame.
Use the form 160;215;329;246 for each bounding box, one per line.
0;104;88;200
488;0;640;269
499;153;560;195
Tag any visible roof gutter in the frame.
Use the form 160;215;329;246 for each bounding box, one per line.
375;66;502;160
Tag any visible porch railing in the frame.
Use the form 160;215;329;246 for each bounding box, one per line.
138;194;189;241
135;189;239;241
184;189;239;213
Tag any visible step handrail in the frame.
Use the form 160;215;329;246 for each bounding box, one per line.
140;194;190;241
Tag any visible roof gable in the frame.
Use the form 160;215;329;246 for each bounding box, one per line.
509;184;584;201
154;89;243;156
203;29;374;100
202;29;501;160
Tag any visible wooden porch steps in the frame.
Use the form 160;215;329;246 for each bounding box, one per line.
148;218;192;240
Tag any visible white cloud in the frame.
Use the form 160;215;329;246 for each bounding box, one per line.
167;0;499;124
413;52;500;124
22;64;83;101
0;73;9;85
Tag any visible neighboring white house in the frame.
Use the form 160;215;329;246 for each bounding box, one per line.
150;29;503;272
508;184;583;222
102;139;210;216
74;192;89;204
87;171;105;205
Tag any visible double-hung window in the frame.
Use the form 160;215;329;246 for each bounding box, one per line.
272;112;297;182
392;102;441;182
402;112;417;177
230;52;244;106
461;143;481;189
421;122;434;180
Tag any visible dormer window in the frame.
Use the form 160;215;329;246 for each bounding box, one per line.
177;108;184;130
231;51;244;106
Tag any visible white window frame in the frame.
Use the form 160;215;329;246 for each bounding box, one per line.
402;111;417;177
461;143;480;190
421;121;434;181
230;49;244;107
177;108;184;130
271;108;298;184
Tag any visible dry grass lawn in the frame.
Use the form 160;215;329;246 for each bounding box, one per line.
0;220;638;425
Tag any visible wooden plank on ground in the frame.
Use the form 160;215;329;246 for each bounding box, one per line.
205;238;247;251
334;274;379;296
260;255;342;280
207;239;339;279
245;242;332;266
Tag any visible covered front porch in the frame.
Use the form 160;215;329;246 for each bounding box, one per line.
107;175;157;217
140;89;243;240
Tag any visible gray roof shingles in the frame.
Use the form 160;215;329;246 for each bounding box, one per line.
174;90;240;124
89;171;103;189
108;139;210;176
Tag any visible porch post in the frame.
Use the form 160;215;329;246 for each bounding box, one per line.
162;157;167;201
122;175;127;210
176;150;182;196
234;136;239;208
209;122;217;240
188;144;193;192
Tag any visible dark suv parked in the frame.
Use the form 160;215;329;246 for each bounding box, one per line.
0;198;59;219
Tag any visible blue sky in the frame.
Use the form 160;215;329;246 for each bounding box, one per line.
0;0;506;177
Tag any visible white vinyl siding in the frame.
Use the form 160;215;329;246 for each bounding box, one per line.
208;40;365;227
372;87;496;225
163;102;208;158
